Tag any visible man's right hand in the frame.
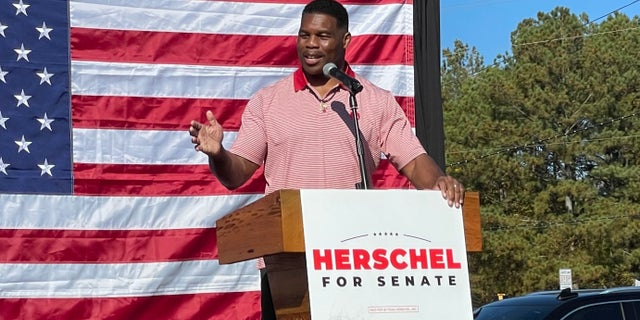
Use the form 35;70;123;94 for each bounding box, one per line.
189;110;224;157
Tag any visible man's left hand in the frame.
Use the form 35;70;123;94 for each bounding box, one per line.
433;176;464;208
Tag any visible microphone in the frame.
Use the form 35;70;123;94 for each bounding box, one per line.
322;63;363;94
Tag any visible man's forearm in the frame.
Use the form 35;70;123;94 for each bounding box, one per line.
401;153;445;189
208;149;257;190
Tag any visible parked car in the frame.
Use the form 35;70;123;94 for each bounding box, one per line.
473;287;640;320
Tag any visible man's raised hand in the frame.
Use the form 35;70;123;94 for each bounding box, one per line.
189;110;224;157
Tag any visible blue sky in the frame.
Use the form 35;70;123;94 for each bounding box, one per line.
440;0;640;62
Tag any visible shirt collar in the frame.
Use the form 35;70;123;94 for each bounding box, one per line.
293;63;356;92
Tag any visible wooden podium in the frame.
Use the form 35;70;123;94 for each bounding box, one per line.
216;189;481;319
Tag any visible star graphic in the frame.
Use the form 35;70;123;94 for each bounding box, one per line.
15;89;32;107
36;21;53;40
0;21;7;37
38;158;55;176
15;135;32;153
13;0;30;16
37;67;54;85
37;113;54;131
0;111;9;129
0;157;10;175
0;66;8;83
15;43;32;62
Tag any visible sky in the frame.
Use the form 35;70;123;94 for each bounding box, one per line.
440;0;640;62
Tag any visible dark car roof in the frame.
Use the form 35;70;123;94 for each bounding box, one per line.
474;287;640;320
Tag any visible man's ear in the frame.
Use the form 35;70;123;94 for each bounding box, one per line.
343;31;352;49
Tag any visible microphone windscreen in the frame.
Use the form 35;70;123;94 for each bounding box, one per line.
322;63;337;77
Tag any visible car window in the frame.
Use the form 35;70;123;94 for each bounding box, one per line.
624;301;640;320
562;302;624;320
474;305;554;320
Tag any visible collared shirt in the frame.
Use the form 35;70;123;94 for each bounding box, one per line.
230;66;426;194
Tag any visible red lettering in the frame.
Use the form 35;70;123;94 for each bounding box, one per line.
446;249;462;269
352;249;371;270
372;249;388;270
313;248;462;271
409;249;429;269
390;249;408;269
313;249;333;270
429;249;445;269
334;249;350;270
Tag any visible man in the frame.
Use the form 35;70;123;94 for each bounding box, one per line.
189;0;464;318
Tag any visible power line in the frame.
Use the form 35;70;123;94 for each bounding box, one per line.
482;213;640;233
446;112;639;168
513;26;640;48
585;0;640;25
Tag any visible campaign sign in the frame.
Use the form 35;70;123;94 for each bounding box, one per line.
300;189;473;319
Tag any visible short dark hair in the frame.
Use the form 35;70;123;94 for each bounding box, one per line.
302;0;349;30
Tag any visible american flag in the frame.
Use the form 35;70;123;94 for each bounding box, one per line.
0;0;414;318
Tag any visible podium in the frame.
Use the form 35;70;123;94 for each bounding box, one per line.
216;189;481;319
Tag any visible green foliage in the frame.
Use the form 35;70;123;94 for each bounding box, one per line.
441;7;640;307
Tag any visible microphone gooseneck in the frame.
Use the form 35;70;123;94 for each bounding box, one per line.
322;63;369;189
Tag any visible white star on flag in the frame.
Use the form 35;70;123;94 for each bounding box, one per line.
15;43;32;62
37;113;54;131
0;21;7;37
15;89;32;107
0;157;10;175
0;66;8;83
13;0;30;16
37;67;54;85
15;135;32;153
0;111;8;129
36;21;53;40
38;159;56;176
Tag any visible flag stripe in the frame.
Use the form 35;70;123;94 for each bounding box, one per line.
0;194;262;230
72;30;412;67
0;228;219;263
73;164;267;196
0;260;260;298
70;1;413;36
0;293;260;320
71;95;415;130
1;0;415;317
72;161;407;196
70;61;415;98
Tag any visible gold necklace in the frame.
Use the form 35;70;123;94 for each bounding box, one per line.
314;90;337;113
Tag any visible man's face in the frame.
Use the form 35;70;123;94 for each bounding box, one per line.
297;13;350;78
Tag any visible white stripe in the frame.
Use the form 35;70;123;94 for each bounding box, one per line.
70;0;412;36
0;260;260;298
71;61;414;98
73;128;237;165
0;193;263;230
72;128;400;165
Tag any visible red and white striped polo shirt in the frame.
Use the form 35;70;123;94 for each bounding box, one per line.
230;66;425;194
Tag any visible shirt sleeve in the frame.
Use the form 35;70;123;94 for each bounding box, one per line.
379;93;426;171
229;91;268;166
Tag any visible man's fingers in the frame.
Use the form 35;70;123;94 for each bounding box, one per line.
206;110;218;126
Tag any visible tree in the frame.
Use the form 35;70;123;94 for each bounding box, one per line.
441;8;640;306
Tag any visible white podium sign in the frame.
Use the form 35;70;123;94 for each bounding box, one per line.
300;189;473;319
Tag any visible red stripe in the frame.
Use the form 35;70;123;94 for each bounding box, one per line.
71;29;413;66
73;161;409;196
72;164;267;196
72;95;414;130
71;95;247;130
0;292;260;320
0;228;218;263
